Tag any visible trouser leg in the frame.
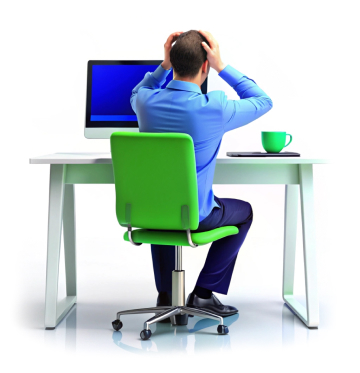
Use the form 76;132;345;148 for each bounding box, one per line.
195;217;253;294
151;244;175;293
194;197;253;295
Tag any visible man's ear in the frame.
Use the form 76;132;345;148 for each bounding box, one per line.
201;60;209;73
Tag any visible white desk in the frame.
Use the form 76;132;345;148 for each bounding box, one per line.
30;153;329;329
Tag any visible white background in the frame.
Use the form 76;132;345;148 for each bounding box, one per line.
1;0;360;371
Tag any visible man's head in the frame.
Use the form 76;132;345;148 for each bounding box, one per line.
170;30;210;83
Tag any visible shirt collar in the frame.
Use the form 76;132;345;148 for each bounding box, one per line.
166;79;202;94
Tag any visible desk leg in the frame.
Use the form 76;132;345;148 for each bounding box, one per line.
45;165;77;329
283;184;298;312
63;184;77;298
283;166;319;328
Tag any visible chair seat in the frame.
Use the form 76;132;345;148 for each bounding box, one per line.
123;226;239;246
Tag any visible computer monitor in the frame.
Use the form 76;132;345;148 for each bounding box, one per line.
85;60;208;139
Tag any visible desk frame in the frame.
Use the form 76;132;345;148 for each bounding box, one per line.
44;161;319;329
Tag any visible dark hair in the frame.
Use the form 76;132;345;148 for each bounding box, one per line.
170;30;208;78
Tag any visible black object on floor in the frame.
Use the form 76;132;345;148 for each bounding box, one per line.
227;151;300;157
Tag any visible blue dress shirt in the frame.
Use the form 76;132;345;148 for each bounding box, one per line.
130;64;273;222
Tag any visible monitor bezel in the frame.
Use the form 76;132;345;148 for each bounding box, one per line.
84;60;208;139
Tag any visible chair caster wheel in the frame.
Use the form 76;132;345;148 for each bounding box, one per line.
217;325;229;334
112;320;123;331
140;329;152;340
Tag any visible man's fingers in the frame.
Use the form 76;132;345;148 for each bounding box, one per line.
199;30;215;48
201;41;211;52
199;29;211;37
172;31;183;38
199;30;211;40
172;32;182;42
165;31;183;46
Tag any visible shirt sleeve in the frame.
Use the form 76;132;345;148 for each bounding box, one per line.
219;65;273;133
130;64;172;114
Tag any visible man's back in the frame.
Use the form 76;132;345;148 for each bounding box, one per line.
131;64;273;221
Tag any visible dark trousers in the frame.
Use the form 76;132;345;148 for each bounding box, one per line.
151;196;253;295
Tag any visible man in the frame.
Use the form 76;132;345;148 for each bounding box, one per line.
130;30;273;319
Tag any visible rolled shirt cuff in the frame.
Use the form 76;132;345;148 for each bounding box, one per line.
151;64;172;85
219;65;255;87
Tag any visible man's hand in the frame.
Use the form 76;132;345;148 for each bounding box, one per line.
161;31;183;70
199;30;226;73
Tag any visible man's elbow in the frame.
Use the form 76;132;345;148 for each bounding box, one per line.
256;96;273;112
130;94;137;114
266;96;273;110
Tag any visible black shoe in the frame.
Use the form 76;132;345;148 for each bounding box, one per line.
186;292;238;317
156;292;172;323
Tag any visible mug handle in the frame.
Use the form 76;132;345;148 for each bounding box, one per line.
284;134;292;147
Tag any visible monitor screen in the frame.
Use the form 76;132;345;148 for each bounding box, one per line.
85;60;208;138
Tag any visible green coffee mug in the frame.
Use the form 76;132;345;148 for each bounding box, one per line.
261;131;292;153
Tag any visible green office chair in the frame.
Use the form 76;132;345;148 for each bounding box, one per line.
110;132;239;340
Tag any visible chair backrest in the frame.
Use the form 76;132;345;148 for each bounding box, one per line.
110;132;199;231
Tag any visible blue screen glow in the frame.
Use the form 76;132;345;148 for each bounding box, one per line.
91;65;173;121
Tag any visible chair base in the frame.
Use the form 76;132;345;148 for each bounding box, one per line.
112;246;230;340
112;305;229;339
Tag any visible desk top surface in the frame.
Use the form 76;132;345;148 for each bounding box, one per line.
30;152;330;165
